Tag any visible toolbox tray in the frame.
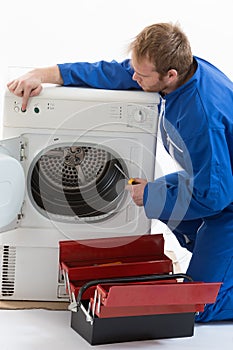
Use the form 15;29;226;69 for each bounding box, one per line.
59;234;172;299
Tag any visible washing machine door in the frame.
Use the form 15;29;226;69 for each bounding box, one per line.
0;137;25;231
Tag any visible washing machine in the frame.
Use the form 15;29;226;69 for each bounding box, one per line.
0;86;160;301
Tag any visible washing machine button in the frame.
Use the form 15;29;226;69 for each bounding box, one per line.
14;105;20;113
34;106;40;114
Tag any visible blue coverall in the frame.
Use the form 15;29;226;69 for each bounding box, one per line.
58;56;233;322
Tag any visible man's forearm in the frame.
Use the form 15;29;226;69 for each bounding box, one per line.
34;65;64;85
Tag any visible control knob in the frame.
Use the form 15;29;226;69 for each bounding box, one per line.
133;108;146;123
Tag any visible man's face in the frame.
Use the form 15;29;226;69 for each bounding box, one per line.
131;56;169;93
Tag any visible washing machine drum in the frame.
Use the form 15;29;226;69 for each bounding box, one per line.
30;144;127;221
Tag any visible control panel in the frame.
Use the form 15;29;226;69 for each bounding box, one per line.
4;87;160;134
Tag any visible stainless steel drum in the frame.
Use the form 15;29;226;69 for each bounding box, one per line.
30;144;128;221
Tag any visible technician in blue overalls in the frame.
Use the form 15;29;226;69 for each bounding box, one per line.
7;22;233;322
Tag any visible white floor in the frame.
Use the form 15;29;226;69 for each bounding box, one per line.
0;308;232;350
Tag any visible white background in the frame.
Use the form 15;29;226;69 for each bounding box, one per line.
0;0;232;91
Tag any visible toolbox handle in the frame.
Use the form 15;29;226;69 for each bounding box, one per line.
76;273;193;308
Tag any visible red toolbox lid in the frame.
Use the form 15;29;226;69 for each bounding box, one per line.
91;281;221;318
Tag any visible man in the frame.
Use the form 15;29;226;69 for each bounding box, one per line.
7;22;233;322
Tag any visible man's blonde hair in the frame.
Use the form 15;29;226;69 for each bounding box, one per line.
129;22;193;76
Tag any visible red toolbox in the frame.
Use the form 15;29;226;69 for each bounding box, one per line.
59;234;221;345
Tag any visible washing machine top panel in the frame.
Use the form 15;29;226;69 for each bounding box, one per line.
0;137;25;229
4;85;161;103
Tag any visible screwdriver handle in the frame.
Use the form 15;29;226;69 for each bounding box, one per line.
128;178;140;185
128;178;136;185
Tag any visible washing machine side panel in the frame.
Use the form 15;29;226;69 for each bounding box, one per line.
0;137;25;231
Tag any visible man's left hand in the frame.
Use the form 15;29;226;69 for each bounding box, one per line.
126;178;148;206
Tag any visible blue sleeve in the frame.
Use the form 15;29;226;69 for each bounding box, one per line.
144;128;233;222
57;59;141;90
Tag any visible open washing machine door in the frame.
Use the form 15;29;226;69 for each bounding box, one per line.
0;136;25;231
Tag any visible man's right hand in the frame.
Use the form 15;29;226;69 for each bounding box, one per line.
7;65;63;111
7;70;43;112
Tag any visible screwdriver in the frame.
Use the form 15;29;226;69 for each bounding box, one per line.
114;164;136;185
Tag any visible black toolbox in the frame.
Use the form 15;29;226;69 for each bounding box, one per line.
59;234;220;345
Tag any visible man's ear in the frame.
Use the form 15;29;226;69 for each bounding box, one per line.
167;69;178;80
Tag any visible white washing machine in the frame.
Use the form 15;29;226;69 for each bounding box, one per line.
0;86;160;301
